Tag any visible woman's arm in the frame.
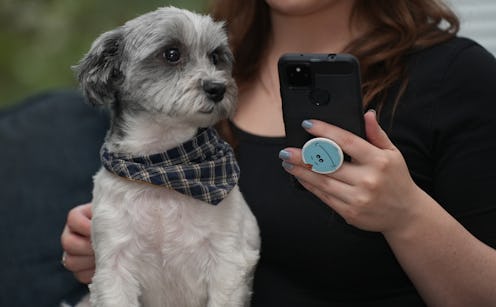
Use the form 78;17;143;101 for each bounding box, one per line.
280;112;496;306
383;188;496;307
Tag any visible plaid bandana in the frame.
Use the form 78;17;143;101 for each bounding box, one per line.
100;127;240;205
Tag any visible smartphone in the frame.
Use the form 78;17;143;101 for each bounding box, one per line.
278;53;365;152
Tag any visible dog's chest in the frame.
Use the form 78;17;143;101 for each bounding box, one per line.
91;169;258;306
137;190;223;253
93;169;236;254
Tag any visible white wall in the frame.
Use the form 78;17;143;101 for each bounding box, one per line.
449;0;496;55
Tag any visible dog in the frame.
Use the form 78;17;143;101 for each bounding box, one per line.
73;7;260;307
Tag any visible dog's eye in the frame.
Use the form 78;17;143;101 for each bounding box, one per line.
163;48;181;63
210;51;220;66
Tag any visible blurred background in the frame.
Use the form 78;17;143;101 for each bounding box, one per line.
0;0;206;109
0;0;494;110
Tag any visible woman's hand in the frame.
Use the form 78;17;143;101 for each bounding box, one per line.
279;110;425;234
60;203;95;284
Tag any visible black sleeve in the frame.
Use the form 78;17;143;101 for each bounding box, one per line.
0;90;108;306
432;42;496;246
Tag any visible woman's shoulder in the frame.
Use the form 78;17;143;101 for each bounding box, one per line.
405;36;496;143
413;36;493;60
403;36;496;102
435;35;486;48
409;36;496;80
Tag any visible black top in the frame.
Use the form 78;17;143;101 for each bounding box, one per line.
233;37;496;306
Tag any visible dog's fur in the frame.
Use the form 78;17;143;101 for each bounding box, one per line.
73;7;260;307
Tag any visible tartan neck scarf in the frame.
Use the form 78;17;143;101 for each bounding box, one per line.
100;127;240;205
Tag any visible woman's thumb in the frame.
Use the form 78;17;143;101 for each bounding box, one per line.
364;110;395;150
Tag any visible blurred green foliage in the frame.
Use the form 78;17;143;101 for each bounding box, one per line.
0;0;207;109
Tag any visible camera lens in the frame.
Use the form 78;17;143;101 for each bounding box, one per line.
286;63;311;87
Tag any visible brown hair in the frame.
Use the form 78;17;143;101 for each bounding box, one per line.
210;0;459;110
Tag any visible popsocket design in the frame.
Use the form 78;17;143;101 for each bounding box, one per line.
302;137;343;174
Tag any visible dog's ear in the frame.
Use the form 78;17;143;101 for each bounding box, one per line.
73;28;124;106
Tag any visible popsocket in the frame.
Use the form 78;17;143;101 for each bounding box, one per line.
302;137;343;174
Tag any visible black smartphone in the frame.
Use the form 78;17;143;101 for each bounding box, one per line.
278;53;365;151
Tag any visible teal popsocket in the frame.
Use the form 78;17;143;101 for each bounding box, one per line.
302;137;344;174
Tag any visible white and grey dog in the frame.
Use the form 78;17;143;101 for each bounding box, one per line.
73;7;259;307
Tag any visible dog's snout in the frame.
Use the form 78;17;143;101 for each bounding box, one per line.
203;80;226;103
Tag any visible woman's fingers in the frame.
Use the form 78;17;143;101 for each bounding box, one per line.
363;110;395;150
63;253;95;272
61;225;94;256
73;268;95;285
300;110;396;164
61;203;95;284
66;203;92;237
281;157;355;205
280;147;359;185
61;203;94;256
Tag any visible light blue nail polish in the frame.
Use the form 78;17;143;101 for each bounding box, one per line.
278;150;291;160
282;161;294;170
302;120;313;129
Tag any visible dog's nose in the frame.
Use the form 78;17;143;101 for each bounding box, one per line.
203;80;226;103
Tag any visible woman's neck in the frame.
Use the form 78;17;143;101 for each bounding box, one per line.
268;1;358;56
257;1;363;101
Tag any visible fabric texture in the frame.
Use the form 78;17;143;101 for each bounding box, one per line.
101;127;240;205
0;90;108;307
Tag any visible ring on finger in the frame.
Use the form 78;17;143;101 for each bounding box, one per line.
61;252;67;267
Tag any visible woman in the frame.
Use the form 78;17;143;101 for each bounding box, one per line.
61;0;496;305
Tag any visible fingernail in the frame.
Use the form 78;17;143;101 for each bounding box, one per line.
278;149;291;160
367;109;377;117
282;161;294;170
302;120;313;129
